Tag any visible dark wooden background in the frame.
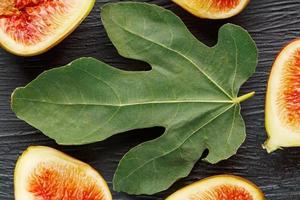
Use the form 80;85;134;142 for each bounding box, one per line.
1;0;300;199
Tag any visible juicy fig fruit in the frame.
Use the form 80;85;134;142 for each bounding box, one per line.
0;0;95;56
14;146;112;200
172;0;250;19
166;175;265;200
264;40;300;153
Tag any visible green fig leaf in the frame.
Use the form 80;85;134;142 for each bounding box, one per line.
11;2;257;195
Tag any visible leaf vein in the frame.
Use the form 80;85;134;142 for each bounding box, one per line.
76;67;122;105
109;15;233;99
230;30;239;97
117;104;234;185
226;105;237;145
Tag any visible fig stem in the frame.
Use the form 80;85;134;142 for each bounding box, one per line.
262;140;280;153
234;91;255;104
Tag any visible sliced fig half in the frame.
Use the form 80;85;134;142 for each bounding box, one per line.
14;146;112;200
166;175;265;200
264;40;300;152
0;0;95;56
172;0;250;19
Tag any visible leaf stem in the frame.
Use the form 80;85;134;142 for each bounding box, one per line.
234;91;255;104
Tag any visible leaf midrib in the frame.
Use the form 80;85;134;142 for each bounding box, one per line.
14;97;233;106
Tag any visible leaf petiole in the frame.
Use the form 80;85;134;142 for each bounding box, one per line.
233;91;255;104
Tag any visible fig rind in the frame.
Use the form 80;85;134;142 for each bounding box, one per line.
0;0;95;56
172;0;250;19
264;39;300;153
14;146;112;200
166;174;265;200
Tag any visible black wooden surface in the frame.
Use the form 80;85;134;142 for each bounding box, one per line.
1;0;300;199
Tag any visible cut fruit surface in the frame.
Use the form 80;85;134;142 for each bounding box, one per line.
167;175;264;200
264;39;300;152
0;0;95;56
14;146;112;200
172;0;250;19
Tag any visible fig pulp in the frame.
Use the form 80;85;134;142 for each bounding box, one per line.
172;0;250;19
278;49;300;130
0;0;95;56
14;146;112;200
264;40;300;152
167;175;265;200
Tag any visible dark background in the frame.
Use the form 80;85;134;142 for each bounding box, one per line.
1;0;300;199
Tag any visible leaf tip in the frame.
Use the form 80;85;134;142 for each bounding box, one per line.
10;87;23;112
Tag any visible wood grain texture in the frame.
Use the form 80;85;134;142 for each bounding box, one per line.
1;0;300;199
